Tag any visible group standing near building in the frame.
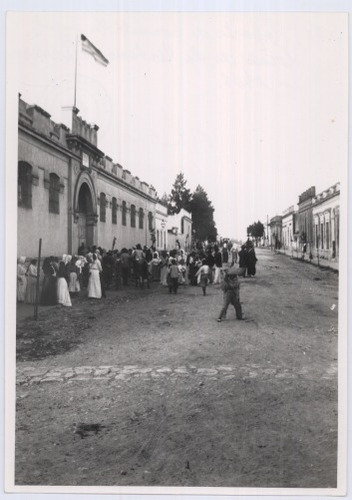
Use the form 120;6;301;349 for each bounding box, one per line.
17;239;257;322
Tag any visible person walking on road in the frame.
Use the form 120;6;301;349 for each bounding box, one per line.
195;259;210;296
217;266;243;322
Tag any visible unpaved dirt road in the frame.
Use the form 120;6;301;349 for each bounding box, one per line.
15;249;339;487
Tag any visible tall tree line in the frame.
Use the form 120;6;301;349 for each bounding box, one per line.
159;173;217;242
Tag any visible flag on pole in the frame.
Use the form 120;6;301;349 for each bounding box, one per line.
81;34;109;66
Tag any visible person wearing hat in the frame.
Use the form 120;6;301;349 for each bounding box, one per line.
217;265;243;322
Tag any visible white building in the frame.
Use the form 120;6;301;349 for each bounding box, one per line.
154;202;168;251
167;209;192;252
312;183;340;261
281;205;296;252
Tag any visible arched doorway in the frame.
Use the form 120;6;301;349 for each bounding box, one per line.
78;183;94;247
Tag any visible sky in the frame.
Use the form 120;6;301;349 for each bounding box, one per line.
7;11;348;239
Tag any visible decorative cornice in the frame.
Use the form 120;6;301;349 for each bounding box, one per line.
93;166;158;204
19;123;81;161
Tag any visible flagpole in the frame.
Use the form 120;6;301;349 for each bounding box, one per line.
74;34;78;108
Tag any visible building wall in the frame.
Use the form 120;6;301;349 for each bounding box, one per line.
95;174;156;251
269;216;282;249
167;209;192;251
155;203;168;251
296;187;316;251
18;130;70;258
312;185;340;261
17;96;158;259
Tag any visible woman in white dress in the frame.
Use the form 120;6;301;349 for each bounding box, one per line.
88;253;102;299
160;251;169;286
25;259;38;304
17;256;27;302
57;260;72;307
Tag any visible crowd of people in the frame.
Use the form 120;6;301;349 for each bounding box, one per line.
16;239;257;310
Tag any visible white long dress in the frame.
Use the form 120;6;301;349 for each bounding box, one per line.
88;260;102;299
57;265;72;307
57;278;72;306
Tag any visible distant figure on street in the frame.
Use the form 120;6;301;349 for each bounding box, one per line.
57;259;72;307
217;266;243;322
140;257;151;289
17;256;27;303
25;259;38;304
238;245;248;277
160;251;169;286
246;242;257;277
214;246;222;284
88;253;103;299
120;248;130;285
168;258;179;294
195;259;210;296
222;244;229;271
231;245;238;265
41;257;57;305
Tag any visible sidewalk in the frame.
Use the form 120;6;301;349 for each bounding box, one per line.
273;249;339;272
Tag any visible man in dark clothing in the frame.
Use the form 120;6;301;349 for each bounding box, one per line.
120;248;130;285
246;244;257;277
102;251;114;289
217;266;243;322
238;245;248;277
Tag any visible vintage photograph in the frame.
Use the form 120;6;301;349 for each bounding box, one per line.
6;9;347;493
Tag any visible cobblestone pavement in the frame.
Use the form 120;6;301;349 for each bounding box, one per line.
16;361;337;386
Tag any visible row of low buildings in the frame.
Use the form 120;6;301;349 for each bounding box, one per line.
269;183;340;262
17;95;192;258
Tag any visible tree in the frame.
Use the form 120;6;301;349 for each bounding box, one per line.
158;192;169;208
168;173;192;214
190;185;217;242
247;220;265;246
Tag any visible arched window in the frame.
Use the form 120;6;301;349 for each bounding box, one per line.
122;201;127;226
100;192;106;222
18;162;32;208
148;211;153;231
139;208;144;229
112;197;117;224
49;173;60;214
131;204;136;228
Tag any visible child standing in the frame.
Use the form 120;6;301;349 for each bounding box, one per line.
195;259;210;296
168;258;179;294
217;266;243;321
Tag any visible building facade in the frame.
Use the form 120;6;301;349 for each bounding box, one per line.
154;202;169;251
18;96;191;258
167;209;193;252
311;183;340;261
269;216;283;249
296;186;316;253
